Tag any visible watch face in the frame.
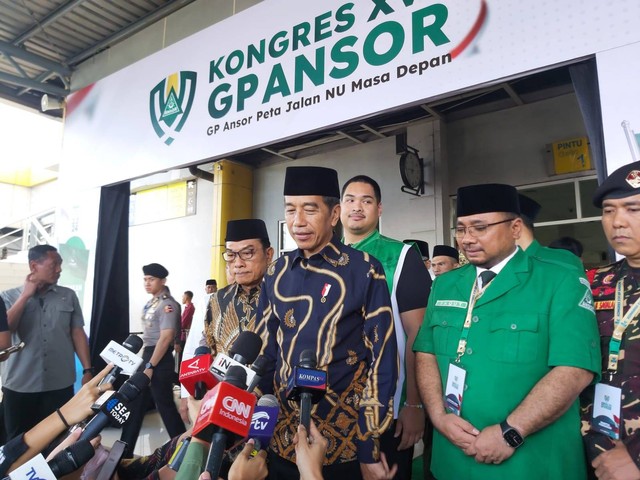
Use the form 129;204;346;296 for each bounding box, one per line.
399;152;423;189
504;428;524;448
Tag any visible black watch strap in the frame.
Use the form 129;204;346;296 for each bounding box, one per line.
500;420;524;449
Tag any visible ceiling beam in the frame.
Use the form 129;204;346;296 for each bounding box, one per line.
501;82;525;106
420;104;441;119
261;148;293;160
0;71;67;96
68;0;197;66
359;124;386;138
0;40;70;77
336;130;364;144
13;0;86;45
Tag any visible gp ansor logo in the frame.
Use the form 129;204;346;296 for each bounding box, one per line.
149;71;197;145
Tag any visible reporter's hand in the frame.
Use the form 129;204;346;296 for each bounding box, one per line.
360;453;398;480
45;428;101;462
58;363;114;425
293;421;327;480
228;439;268;480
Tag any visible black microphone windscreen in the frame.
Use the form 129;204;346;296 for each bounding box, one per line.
123;335;143;353
50;440;95;477
225;365;248;388
229;331;262;364
118;372;150;401
194;345;211;356
299;349;317;368
251;355;270;375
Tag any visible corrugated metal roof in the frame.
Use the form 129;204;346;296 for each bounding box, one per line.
0;0;195;117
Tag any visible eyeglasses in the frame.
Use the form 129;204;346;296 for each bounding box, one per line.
222;248;256;262
454;218;514;239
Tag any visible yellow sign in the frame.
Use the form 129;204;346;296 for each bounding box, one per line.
552;137;591;174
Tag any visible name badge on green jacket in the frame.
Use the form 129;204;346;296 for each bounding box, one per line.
435;300;468;309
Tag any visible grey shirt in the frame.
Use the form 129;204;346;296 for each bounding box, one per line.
141;287;180;347
0;285;84;393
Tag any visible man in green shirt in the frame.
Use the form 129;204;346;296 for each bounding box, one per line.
517;193;585;272
341;175;431;480
413;183;600;480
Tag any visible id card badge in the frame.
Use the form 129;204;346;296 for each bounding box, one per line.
444;363;467;416
591;383;622;440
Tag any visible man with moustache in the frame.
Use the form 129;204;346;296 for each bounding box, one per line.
256;166;398;480
581;161;640;479
201;219;273;356
1;244;92;438
413;183;600;479
340;174;431;480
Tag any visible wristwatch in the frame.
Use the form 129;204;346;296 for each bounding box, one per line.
145;362;155;370
500;420;524;448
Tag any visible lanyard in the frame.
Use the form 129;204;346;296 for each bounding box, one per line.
607;279;640;377
455;278;490;363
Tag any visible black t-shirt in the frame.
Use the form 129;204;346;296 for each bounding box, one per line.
396;246;432;313
0;298;7;332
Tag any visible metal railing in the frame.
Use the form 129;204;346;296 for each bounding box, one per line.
0;208;56;259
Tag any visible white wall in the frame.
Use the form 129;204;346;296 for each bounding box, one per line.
128;175;214;332
447;94;589;190
0;184;31;228
253;121;443;251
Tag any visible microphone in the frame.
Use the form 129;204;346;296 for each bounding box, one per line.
286;349;327;431
229;331;262;364
209;331;263;388
48;440;95;477
192;366;256;479
246;355;270;393
179;346;216;400
6;441;94;480
248;394;279;452
226;394;280;462
99;335;144;386
79;372;150;441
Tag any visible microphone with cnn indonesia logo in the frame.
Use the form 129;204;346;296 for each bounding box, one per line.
192;365;256;479
286;349;327;432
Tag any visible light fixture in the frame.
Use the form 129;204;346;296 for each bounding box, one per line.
41;94;65;112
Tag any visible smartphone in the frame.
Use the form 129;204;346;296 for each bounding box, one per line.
0;341;25;357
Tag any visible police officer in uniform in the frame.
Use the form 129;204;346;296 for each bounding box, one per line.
582;160;640;479
120;262;186;456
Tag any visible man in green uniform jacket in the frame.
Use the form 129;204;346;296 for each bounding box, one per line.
413;183;601;480
517;193;585;273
